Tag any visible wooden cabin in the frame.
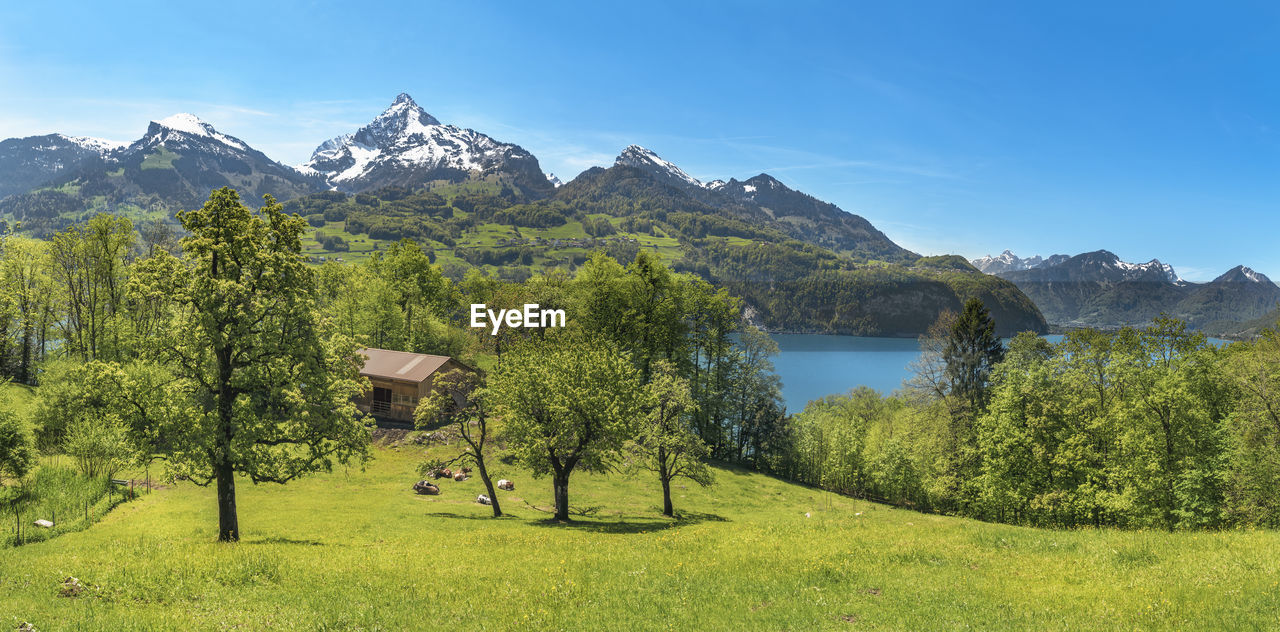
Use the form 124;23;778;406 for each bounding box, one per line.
356;348;473;424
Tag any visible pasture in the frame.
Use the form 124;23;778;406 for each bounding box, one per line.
2;436;1279;630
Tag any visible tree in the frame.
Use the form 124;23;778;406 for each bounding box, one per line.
944;298;1004;416
157;188;369;542
633;361;712;516
31;360;168;470
48;214;133;362
0;405;34;484
64;412;137;479
489;335;643;521
726;326;786;466
1;236;54;383
415;368;503;517
1223;326;1280;526
373;239;457;352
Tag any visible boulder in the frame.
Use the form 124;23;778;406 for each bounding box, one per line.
59;577;83;598
33;519;53;529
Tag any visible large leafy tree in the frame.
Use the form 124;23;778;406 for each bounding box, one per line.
489;335;643;521
633;360;712;516
157;188;369;542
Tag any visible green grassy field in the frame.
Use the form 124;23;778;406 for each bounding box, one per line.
3;436;1279;630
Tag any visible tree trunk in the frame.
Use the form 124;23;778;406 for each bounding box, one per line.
552;470;570;521
476;458;502;518
661;475;673;517
215;337;239;542
216;459;239;542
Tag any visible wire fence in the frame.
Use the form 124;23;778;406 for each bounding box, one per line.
3;466;145;548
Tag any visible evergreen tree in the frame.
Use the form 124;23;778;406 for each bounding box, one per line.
944;298;1005;416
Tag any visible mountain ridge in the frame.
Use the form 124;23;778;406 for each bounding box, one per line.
975;249;1279;332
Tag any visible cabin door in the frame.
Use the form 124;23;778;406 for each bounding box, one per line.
372;386;392;414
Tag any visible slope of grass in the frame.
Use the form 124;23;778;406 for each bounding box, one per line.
2;442;1278;630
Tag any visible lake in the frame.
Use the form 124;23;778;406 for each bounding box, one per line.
769;334;929;412
769;333;1227;413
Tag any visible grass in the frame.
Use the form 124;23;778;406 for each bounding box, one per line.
140;148;179;171
2;381;37;427
1;466;131;548
2;439;1279;630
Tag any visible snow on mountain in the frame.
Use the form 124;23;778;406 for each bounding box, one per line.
703;179;726;190
145;113;249;151
300;93;550;195
974;249;1182;283
58;134;127;155
1214;265;1276;287
972;250;1049;274
614;145;702;189
546;172;564;188
1114;257;1183;284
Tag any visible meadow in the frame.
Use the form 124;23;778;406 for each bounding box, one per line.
2;436;1279;631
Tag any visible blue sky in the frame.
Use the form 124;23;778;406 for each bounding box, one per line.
1;1;1278;281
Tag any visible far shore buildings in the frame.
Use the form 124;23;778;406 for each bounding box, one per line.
355;347;474;425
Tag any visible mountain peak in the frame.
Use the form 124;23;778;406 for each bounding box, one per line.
1215;265;1275;286
615;145;701;188
145;113;248;151
154;113;214;136
375;93;440;128
298;94;549;195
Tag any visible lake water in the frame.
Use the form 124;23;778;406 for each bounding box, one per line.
769;333;1227;413
769;334;930;412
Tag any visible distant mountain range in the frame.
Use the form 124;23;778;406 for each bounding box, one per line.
972;249;1280;335
0;134;124;199
8;93;1269;338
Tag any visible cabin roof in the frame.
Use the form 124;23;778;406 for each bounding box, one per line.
358;347;453;384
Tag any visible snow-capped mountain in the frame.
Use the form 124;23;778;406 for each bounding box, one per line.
0;133;127;199
971;250;1065;275
973;249;1177;282
614;145;703;189
125;113;252;154
300;93;553;197
1214;265;1274;286
986;250;1279;331
0;113;320;234
546;173;564;188
998;250;1182;285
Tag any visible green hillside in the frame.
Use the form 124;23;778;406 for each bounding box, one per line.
2;441;1277;630
285;181;1048;337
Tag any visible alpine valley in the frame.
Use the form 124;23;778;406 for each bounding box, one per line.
2;93;1269;338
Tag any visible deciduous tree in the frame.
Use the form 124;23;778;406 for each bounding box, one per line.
158;188;369;542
